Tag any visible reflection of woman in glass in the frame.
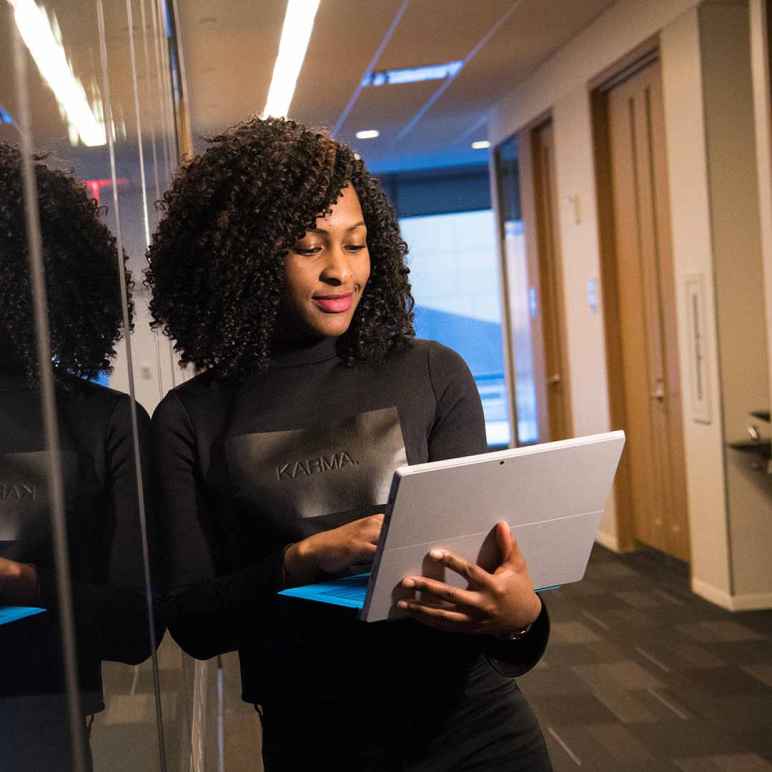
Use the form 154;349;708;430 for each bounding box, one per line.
148;117;552;771
0;143;159;771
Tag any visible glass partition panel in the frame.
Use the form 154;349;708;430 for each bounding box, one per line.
0;69;90;771
2;1;179;770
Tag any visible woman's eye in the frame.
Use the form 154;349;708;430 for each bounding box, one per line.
294;245;321;256
346;244;366;252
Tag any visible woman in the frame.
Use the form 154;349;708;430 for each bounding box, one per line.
0;143;160;770
148;116;552;771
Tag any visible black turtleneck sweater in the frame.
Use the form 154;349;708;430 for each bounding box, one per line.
153;338;549;708
0;357;160;713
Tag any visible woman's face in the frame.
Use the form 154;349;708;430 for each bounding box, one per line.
281;184;371;339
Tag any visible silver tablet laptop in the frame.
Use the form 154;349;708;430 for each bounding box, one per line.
279;430;626;622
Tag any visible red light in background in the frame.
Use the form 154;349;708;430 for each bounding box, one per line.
84;178;129;205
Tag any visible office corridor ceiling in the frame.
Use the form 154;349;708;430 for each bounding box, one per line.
178;0;616;171
0;0;616;172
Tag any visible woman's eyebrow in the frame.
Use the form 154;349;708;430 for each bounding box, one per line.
308;221;366;234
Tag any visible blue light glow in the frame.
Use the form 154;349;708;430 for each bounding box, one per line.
363;61;463;88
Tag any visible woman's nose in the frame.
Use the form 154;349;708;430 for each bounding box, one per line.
320;245;352;284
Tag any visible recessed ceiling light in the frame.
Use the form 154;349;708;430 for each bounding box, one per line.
363;61;463;88
355;129;379;140
471;140;491;150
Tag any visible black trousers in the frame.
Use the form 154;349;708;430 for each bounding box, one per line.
259;658;553;772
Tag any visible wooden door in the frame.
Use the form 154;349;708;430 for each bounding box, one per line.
604;59;690;561
532;122;573;440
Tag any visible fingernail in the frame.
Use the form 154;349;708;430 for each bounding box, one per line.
397;600;408;609
430;549;444;560
402;577;415;588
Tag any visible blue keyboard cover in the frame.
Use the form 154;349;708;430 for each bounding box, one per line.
278;573;370;609
0;606;45;626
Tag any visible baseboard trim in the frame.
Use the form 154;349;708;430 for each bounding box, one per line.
691;578;733;609
729;591;772;611
691;577;772;611
595;529;621;553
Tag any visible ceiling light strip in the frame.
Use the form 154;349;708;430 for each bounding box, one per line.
332;0;410;138
262;0;321;119
364;60;463;87
9;0;106;146
395;0;525;142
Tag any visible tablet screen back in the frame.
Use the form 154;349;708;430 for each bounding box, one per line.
362;431;625;622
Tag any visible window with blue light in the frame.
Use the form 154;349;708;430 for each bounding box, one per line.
401;210;510;447
380;165;511;448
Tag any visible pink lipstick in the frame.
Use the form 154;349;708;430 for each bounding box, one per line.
312;293;353;313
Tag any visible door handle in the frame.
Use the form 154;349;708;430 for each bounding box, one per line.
548;373;561;385
652;382;665;401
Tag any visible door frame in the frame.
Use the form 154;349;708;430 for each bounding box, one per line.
529;120;574;440
492;110;569;447
591;46;662;554
491;113;549;448
518;123;551;442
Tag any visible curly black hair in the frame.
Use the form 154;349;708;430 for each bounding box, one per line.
0;142;132;383
145;116;414;379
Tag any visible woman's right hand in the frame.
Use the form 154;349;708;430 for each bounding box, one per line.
282;513;384;586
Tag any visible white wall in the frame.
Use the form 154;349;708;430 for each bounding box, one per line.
699;2;772;602
550;90;615;540
660;8;732;601
488;0;757;604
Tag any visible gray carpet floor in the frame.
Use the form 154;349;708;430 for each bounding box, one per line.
522;545;772;771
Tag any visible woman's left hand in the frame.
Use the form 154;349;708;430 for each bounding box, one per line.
0;558;39;605
396;521;542;636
